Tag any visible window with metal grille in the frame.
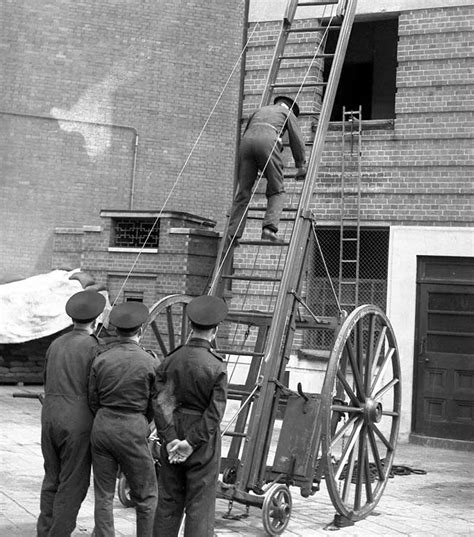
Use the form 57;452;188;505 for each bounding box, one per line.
111;218;160;249
304;227;389;350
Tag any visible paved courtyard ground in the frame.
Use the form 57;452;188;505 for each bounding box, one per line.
1;385;473;536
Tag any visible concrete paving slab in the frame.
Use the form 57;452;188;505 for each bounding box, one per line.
1;385;473;537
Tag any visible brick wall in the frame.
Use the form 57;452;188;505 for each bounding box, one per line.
0;211;219;383
240;6;474;229
0;329;69;385
1;0;243;275
223;4;474;344
52;211;219;305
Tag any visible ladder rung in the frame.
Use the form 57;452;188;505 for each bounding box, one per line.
339;280;357;285
272;82;326;89
228;387;257;397
280;53;334;60
219;349;265;357
296;317;339;329
288;26;341;33
239;239;290;247
223;431;247;438
247;214;296;223
341;237;358;241
341;259;357;263
222;274;282;282
277;141;314;148
248;206;297;213
298;0;339;5
227;310;274;325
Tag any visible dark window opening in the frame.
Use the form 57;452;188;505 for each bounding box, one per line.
111;218;160;249
124;291;144;303
324;18;398;121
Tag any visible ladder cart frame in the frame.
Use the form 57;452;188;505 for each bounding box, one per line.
142;0;401;533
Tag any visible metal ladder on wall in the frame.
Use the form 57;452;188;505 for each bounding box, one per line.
338;105;362;312
209;0;358;492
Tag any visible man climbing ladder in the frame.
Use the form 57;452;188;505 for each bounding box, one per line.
226;95;307;245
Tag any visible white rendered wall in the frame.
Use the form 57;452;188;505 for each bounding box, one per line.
250;0;474;22
387;226;474;441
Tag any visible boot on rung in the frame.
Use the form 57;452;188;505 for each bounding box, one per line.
261;227;284;243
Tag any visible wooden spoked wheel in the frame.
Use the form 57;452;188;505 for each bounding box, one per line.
261;483;292;535
140;294;193;360
117;472;135;507
321;305;401;521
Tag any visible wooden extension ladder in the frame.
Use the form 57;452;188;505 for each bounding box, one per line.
211;0;358;497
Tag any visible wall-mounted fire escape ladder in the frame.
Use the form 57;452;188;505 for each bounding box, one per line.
338;105;362;312
209;0;358;493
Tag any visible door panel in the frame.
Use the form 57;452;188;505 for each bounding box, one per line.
414;281;474;441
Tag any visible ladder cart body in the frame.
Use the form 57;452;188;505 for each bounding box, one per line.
142;0;401;533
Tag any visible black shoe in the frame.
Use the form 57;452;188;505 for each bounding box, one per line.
261;228;284;243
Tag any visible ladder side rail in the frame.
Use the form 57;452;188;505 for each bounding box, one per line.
338;105;347;302
259;0;299;108
225;324;270;462
355;105;362;306
243;216;316;488
210;0;297;293
210;0;251;294
240;0;358;491
238;217;315;490
338;106;362;309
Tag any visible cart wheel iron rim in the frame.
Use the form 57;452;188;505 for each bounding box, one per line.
140;294;193;359
321;304;401;521
117;472;135;508
262;483;292;535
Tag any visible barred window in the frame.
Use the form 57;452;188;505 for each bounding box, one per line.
304;227;389;350
111;218;160;249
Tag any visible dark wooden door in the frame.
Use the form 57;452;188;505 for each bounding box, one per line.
414;257;474;441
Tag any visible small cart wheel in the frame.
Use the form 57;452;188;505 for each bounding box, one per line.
140;294;193;359
321;305;401;521
117;473;135;508
261;483;292;535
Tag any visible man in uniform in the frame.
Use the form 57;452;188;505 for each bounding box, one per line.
37;289;106;537
227;95;306;246
88;301;158;537
153;294;228;537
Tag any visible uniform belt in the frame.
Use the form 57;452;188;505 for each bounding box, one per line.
99;406;144;415
176;407;202;416
250;122;280;133
45;393;87;399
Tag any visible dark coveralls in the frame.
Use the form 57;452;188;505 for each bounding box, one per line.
153;338;228;537
227;103;306;240
37;328;100;537
88;341;159;537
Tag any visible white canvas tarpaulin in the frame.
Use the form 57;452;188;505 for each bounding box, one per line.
0;269;108;344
